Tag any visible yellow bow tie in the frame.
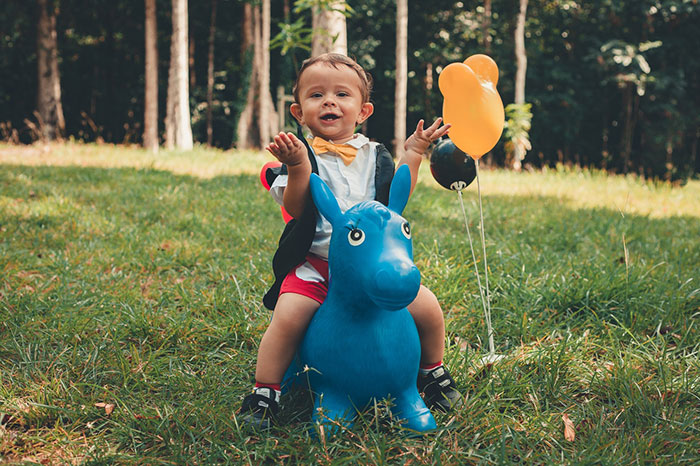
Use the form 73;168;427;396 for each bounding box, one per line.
311;137;359;166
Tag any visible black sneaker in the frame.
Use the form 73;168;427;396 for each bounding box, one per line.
417;365;462;412
239;387;280;429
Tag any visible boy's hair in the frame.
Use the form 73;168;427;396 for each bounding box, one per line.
292;53;373;104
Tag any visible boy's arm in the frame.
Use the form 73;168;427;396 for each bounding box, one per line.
266;132;312;219
398;118;450;195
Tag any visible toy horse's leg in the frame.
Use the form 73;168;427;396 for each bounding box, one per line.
310;390;356;437
392;388;436;434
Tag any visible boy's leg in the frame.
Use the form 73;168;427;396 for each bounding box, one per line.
407;285;445;365
408;285;462;412
240;292;320;429
256;292;321;384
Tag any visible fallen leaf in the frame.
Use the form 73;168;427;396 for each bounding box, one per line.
562;413;575;442
454;336;469;351
95;402;115;415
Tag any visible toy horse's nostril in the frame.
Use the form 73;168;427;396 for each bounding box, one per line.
372;263;421;310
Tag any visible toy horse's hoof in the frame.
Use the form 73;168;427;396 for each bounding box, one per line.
400;411;437;435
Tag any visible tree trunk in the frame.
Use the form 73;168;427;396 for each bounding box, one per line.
259;0;271;146
693;127;699;175
36;0;65;141
620;84;639;174
144;0;159;152
241;2;253;60
189;35;196;89
311;2;347;56
512;0;528;170
206;0;218;146
165;0;193;150
394;0;407;159
423;62;434;120
236;5;259;149
236;3;278;149
482;0;492;54
514;0;528;105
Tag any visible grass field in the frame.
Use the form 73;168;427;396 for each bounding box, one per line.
1;142;699;464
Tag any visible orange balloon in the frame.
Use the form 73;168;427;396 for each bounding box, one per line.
439;54;505;159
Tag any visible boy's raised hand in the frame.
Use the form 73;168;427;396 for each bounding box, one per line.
404;118;451;155
266;132;308;167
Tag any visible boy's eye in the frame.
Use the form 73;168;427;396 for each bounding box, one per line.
337;92;349;97
311;93;322;98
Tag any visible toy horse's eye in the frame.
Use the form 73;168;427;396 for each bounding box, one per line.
348;228;365;246
402;222;411;239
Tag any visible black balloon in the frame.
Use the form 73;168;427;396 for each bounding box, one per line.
429;138;476;191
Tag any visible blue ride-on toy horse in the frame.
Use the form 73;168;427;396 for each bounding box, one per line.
288;164;436;435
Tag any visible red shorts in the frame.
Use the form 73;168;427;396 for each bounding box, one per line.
279;255;329;304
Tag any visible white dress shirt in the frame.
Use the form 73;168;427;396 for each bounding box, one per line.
270;133;379;260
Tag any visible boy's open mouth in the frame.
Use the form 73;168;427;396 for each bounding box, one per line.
321;114;340;121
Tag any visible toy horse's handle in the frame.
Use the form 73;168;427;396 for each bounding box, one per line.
310;164;413;226
309;173;342;225
388;164;412;215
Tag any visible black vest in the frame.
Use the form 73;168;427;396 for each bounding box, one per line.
262;127;395;310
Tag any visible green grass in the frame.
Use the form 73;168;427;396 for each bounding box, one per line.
1;143;699;464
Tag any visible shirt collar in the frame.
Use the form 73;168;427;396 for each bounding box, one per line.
343;133;370;149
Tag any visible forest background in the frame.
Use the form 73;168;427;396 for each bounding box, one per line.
1;0;699;182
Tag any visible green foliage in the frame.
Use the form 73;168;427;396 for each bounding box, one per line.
0;0;698;179
598;40;661;96
504;102;533;168
293;0;354;17
270;18;313;55
271;1;354;56
1;146;699;462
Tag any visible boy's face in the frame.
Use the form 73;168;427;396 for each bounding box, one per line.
290;63;374;144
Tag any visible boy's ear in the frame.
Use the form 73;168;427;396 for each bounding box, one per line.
357;102;374;125
290;103;304;125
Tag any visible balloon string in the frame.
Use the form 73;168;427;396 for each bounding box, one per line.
456;188;491;355
475;160;495;356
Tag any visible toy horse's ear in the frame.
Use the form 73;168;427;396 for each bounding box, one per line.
388;164;411;215
310;173;342;225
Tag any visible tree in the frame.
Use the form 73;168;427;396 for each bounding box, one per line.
505;0;531;171
481;0;492;55
394;0;407;159
36;0;65;141
260;0;272;145
514;0;527;109
1;0;696;179
205;0;218;146
143;0;158;152
236;1;277;149
165;0;193;150
598;39;660;175
236;3;257;149
311;1;349;56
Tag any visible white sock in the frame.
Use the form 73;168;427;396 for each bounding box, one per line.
419;362;444;376
254;386;281;404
